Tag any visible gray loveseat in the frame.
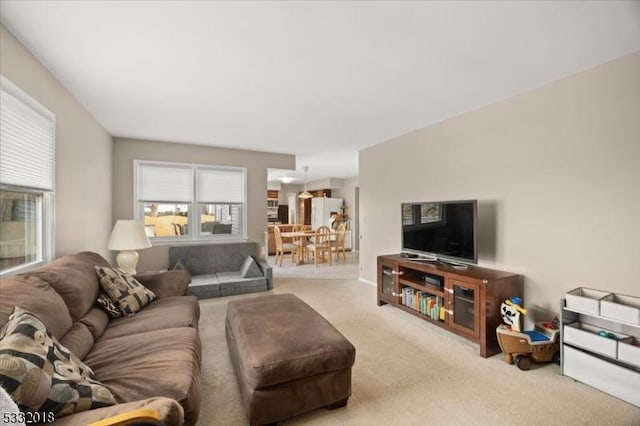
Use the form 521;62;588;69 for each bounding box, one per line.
169;242;272;299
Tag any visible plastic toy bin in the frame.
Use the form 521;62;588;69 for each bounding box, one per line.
617;337;640;368
565;287;611;315
600;294;640;325
563;322;625;359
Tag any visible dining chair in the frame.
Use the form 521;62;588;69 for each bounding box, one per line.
274;225;299;266
289;224;303;245
289;224;305;261
172;223;184;236
306;226;332;266
331;223;347;261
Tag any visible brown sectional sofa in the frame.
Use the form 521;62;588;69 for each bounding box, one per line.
0;251;202;425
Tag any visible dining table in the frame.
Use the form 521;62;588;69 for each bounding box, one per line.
280;230;337;265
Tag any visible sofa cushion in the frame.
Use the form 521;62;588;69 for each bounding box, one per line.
79;307;110;341
216;272;266;288
134;270;191;298
96;267;156;316
240;256;262;278
0;307;117;417
59;322;94;360
26;251;111;321
190;274;219;285
0;275;73;341
173;259;189;272
99;296;200;341
84;327;201;425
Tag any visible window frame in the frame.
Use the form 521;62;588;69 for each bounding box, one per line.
0;187;55;277
0;75;55;278
133;160;247;245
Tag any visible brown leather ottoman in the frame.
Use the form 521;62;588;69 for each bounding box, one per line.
225;293;356;426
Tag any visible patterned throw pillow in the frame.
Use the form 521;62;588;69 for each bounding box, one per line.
0;307;117;416
95;266;156;316
95;292;123;318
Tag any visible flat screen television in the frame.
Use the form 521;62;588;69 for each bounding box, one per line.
401;200;477;265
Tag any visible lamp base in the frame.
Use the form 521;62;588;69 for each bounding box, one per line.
116;250;139;275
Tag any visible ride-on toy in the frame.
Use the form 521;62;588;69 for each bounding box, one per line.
496;297;560;371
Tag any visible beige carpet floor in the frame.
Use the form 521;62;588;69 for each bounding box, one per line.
266;250;360;280
197;277;640;426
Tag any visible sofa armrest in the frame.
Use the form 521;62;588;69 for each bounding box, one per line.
134;270;191;298
255;258;273;290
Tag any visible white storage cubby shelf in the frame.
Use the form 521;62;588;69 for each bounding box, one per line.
561;287;640;407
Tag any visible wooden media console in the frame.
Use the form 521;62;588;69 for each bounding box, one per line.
377;254;522;358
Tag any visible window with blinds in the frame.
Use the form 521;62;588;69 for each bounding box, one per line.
134;160;246;241
0;75;55;276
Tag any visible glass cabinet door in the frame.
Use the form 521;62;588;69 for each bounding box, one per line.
381;266;395;297
447;279;480;338
377;260;401;305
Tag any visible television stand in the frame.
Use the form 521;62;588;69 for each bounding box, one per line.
377;254;522;358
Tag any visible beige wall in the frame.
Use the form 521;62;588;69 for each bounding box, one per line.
113;137;295;271
359;53;640;323
0;25;113;259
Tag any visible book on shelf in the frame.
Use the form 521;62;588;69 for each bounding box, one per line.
401;286;443;320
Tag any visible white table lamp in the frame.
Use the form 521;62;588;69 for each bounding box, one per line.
107;220;152;274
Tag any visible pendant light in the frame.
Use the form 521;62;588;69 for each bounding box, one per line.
298;166;313;199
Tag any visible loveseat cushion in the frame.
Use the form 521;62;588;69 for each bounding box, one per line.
217;272;267;292
26;251;111;321
0;275;73;341
95;266;156;316
0;307;117;417
99;296;200;341
187;273;267;299
240;256;262;278
84;327;202;426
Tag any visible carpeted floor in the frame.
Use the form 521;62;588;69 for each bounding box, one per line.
196;277;640;426
266;250;360;280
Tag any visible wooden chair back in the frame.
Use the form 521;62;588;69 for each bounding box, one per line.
332;223;347;261
273;225;283;250
315;226;332;247
335;224;346;243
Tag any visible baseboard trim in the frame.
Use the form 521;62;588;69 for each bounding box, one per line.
358;277;376;287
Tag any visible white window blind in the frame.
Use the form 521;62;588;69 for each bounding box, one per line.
197;167;245;203
0;75;55;191
138;164;192;202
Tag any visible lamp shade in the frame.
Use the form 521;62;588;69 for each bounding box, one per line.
298;166;313;199
107;220;152;251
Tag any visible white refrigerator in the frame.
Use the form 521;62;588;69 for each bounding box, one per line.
311;197;343;229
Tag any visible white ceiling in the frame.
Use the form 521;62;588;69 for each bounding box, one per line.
1;1;639;183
